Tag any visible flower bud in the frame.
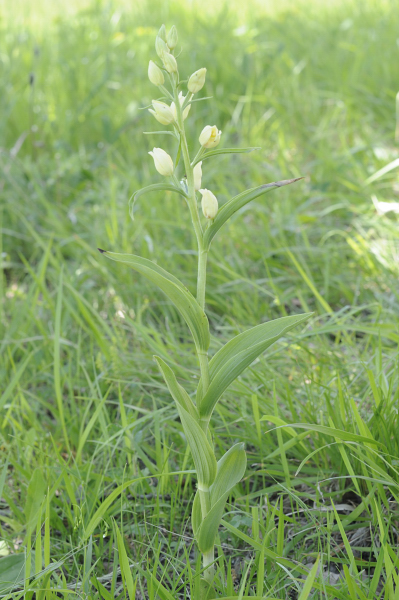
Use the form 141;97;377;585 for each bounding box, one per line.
163;52;178;73
167;25;178;49
200;189;218;219
193;161;202;191
149;148;174;177
157;24;167;42
188;68;206;94
155;36;169;59
148;100;175;125
170;92;191;121
199;125;222;149
148;60;164;86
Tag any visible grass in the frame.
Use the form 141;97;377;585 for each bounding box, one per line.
1;0;399;597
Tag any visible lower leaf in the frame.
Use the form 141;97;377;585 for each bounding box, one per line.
195;443;247;553
196;489;232;553
192;490;202;537
154;355;198;420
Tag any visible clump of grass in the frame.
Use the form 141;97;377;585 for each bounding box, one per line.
0;0;399;598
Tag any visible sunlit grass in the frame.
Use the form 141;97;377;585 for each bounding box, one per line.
1;0;399;597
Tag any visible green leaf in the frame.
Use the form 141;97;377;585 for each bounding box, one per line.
24;468;47;529
0;458;8;502
203;178;303;247
0;553;35;592
192;147;260;167
196;443;247;553
84;470;190;540
100;251;210;353
198;313;312;420
192;489;202;537
210;443;247;506
154;356;198;420
199;577;217;600
136;567;176;600
220;518;308;574
176;404;217;489
129;183;188;219
0;350;35;412
298;555;320;600
114;521;137;600
143;130;178;137
260;421;381;446
186;95;213;106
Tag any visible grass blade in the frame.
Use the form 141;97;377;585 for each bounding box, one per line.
298;555;320;600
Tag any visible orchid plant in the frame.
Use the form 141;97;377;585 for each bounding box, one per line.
99;24;310;594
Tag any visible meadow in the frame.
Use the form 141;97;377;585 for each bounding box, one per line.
1;0;399;597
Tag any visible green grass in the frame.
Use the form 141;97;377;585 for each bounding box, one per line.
1;0;399;597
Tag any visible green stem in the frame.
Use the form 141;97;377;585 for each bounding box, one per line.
203;548;215;583
191;145;205;167
198;487;215;583
173;85;210;396
198;351;209;406
197;249;208;311
158;84;174;101
172;80;214;582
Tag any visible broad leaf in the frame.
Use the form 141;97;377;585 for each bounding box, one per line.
155;354;216;488
203;178;303;247
129;183;188;219
191;489;202;537
210;443;246;506
100;251;210;353
0;553;35;592
154;356;198;420
192;147;260;167
175;404;217;489
196;443;247;553
199;578;217;600
198;313;312;420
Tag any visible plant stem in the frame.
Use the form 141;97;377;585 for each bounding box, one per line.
197;249;208;311
173;85;210;396
198;351;209;404
191;145;205;167
198;487;215;583
203;548;215;583
172;80;214;582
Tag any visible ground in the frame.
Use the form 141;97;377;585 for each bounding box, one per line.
1;0;399;598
